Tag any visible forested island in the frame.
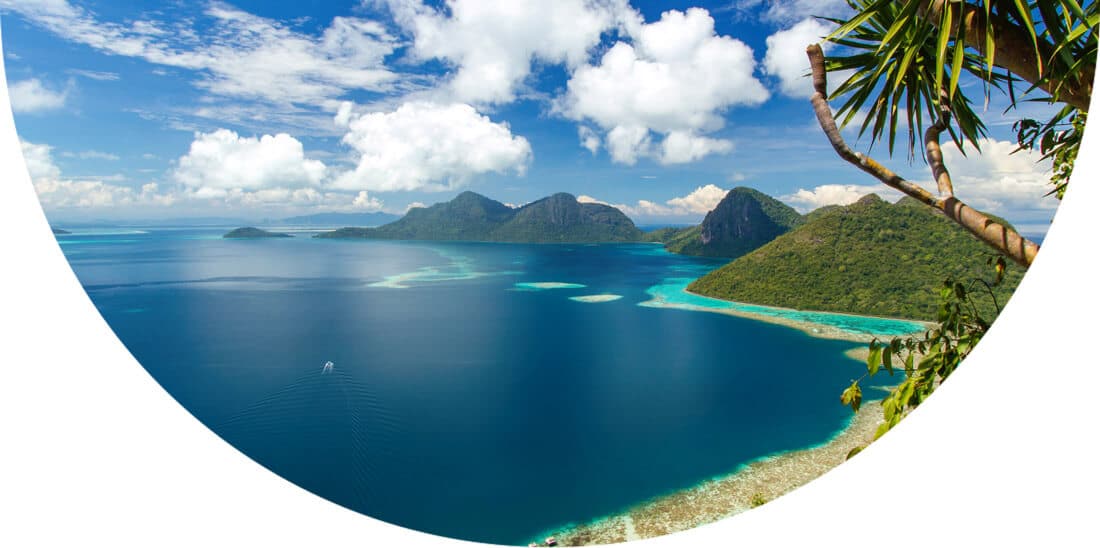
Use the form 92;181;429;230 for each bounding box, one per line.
312;187;1022;321
223;227;293;239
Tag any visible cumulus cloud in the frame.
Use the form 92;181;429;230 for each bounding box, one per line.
20;137;392;214
781;184;902;212
386;0;629;104
351;190;384;211
21;140;174;209
173;129;327;195
763;18;832;97
557;8;767;164
939;139;1056;216
666;184;729;214
584;184;729;219
781;139;1057;221
7;79;68;113
578;126;601;155
333;102;532;192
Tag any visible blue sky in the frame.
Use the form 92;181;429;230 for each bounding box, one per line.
1;0;1062;233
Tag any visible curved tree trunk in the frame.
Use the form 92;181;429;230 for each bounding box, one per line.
807;44;1041;267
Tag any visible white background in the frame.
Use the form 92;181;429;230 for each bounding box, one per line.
1;24;1097;548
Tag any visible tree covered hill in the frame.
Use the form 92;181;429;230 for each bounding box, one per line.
315;191;642;243
688;194;1024;321
650;187;804;258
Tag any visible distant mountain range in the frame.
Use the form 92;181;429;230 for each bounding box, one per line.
223;186;1022;321
688;194;1024;320
316;191;642;243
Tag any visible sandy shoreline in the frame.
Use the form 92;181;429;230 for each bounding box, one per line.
677;289;930;343
531;302;927;546
538;401;885;546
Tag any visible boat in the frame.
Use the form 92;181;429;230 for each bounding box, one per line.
322;361;334;374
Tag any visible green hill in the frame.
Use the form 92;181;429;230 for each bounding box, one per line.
688;194;1024;321
662;187;804;258
315;191;642;243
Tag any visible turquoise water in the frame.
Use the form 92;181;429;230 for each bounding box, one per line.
58;230;921;544
641;277;925;337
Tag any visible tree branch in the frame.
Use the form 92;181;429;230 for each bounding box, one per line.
807;43;1040;268
924;89;955;197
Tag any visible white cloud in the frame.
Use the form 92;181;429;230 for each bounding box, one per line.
939;139;1056;216
586;184;730;219
1;1;399;107
62;150;121;161
576;194;609;205
20;140;63;181
68;69;120;81
781;184;902;212
666;184;729;214
661;131;734;164
351;190;384;212
763;18;832;98
405;201;428;211
578;126;601;155
7;79;68;113
173;129;327;194
386;0;629;104
20;140;174;209
557;8;767;164
781;139;1057;221
333;102;532;192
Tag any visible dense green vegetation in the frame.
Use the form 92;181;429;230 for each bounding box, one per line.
661;187;803;258
814;0;1092;443
223;227;293;239
315;191;643;243
689;195;1023;321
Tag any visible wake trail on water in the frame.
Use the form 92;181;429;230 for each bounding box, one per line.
212;363;400;512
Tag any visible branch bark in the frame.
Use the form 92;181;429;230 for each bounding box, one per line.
807;44;1040;268
915;0;1093;113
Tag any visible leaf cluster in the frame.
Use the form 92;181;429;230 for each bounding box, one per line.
823;0;1095;193
1015;109;1087;199
843;265;1005;455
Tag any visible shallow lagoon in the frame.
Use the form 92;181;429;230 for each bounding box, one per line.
59;229;918;544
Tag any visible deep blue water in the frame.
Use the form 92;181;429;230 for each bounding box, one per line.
57;228;920;545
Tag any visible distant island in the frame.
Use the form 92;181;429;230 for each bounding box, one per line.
308;187;1023;321
51;227;70;235
223;227;293;239
315;191;643;243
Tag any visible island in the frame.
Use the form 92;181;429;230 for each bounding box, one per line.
223;227;293;239
51;227;71;235
688;194;1024;320
315;191;643;243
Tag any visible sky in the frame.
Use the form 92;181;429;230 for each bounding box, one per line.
0;0;1063;233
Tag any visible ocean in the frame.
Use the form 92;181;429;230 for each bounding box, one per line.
56;227;921;544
